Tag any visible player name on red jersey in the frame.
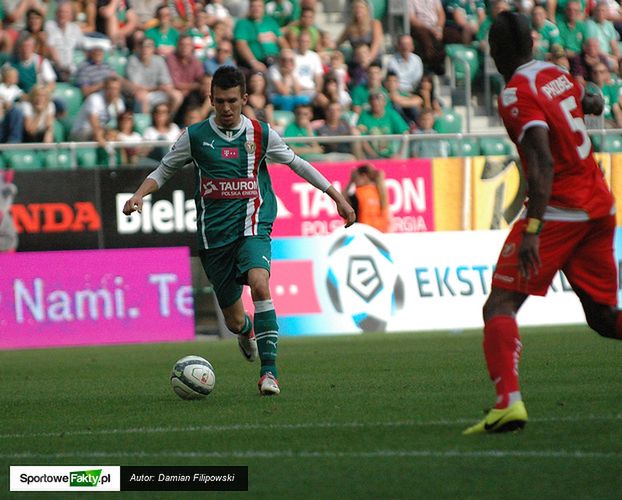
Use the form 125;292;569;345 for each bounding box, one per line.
541;74;573;100
200;177;259;199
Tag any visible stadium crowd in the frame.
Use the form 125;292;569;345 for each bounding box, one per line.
0;0;621;161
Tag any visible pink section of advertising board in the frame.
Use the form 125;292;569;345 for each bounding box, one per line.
0;247;195;350
270;158;434;237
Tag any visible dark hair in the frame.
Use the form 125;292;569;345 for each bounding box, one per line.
211;65;246;95
490;11;533;58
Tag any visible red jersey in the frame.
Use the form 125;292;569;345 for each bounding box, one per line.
498;60;614;220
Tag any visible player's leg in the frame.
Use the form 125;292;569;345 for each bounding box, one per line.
563;215;622;340
237;235;280;395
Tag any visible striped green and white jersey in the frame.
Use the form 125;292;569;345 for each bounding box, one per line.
148;115;331;249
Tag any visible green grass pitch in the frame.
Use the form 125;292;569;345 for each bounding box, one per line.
1;326;621;499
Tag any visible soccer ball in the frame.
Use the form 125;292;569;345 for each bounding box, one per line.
170;355;216;400
325;224;404;332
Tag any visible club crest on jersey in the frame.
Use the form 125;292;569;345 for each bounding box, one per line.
501;88;518;106
245;141;256;154
501;242;516;257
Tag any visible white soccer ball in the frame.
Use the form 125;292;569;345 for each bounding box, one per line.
170;355;216;400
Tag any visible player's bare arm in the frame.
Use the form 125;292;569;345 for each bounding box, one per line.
325;185;356;227
122;178;160;215
518;126;554;279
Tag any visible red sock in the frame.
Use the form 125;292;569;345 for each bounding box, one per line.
483;315;523;409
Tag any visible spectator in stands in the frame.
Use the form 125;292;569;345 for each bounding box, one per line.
45;0;85;82
143;101;180;161
589;61;622;127
265;0;296;28
204;0;234;34
558;0;589;57
145;4;179;57
95;0;138;48
283;102;323;158
181;105;203;126
74;0;96;32
531;5;562;60
204;38;235;75
351;62;388;115
407;0;445;75
475;0;510;52
132;0;162;30
233;0;287;72
175;72;212;124
188;8;216;60
285;7;322;51
342;163;391;232
0;20;17;61
0;65;23;143
550;44;571;68
410;107;449;158
548;0;588;24
357;91;409;159
75;45;115;97
3;0;47;32
313;72;351;119
166;33;205;99
414;72;443;115
268;48;311;110
316;100;360;158
384;71;421;126
70;74;125;145
168;0;196;30
443;0;486;45
347;42;372;88
326;50;350;104
111;110;143;165
24;7;52;58
127;37;183;114
386;34;424;93
211;18;231;47
11;33;56;94
569;36;611;84
243;70;274;125
294;30;323;99
337;0;383;65
22;83;55;142
586;1;621;72
0;169;18;252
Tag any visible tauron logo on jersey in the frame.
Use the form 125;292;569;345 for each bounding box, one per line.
201;177;259;199
221;147;239;159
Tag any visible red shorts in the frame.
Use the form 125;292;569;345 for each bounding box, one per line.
492;215;617;305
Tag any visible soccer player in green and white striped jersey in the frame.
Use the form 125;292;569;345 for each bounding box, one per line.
123;66;356;396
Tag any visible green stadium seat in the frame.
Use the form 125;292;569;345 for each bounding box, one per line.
445;44;479;83
4;151;43;170
273;110;295;130
368;0;386;19
72;49;86;67
0;153;7;169
106;50;128;77
76;147;100;168
591;134;622;153
42;149;73;169
479;137;513;156
449;138;480;157
53;82;84;117
433;110;462;134
53;120;66;142
133;113;152;134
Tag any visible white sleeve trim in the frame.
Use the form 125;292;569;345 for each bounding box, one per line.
147;128;192;188
518;120;549;143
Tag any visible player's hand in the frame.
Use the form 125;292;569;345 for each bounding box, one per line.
123;194;143;215
337;200;356;228
518;233;541;280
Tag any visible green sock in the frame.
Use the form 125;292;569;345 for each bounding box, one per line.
239;314;252;336
254;300;279;378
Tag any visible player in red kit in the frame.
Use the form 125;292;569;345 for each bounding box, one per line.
464;11;621;434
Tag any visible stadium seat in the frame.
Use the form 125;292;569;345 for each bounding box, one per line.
133;113;152;135
53;82;84;117
445;44;479;83
4;151;43;170
42;149;73;169
273;110;295;130
479;137;513;156
106;50;128;77
433;110;462;134
591;134;622;153
368;0;386;19
449;138;480;157
76;147;100;168
72;49;86;67
53;120;66;142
